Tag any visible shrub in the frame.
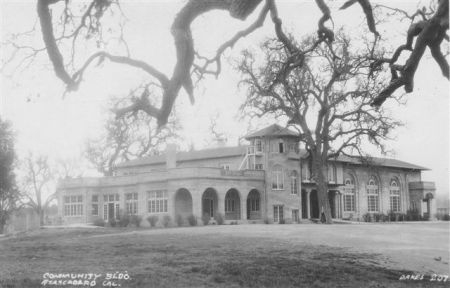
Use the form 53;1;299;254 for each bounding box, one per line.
187;215;197;226
147;215;159;227
175;214;184;226
264;218;270;224
129;215;142;227
162;215;171;228
406;209;421;221
362;213;371;222
118;214;130;227
93;218;105;227
229;221;238;225
202;213;210;225
215;213;224;225
279;218;285;224
108;218;117;227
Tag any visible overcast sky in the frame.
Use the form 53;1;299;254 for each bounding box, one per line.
0;0;448;201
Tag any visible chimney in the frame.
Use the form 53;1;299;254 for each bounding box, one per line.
165;144;177;169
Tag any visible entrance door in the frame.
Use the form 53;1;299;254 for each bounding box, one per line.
203;198;214;218
273;205;284;223
108;203;115;220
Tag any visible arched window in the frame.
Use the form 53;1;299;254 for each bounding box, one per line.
367;176;379;212
389;178;401;212
343;174;356;212
328;163;337;183
290;170;298;195
272;165;284;190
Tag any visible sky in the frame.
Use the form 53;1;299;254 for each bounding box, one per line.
0;1;449;202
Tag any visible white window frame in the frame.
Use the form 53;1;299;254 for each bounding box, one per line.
273;205;284;223
343;177;356;212
148;190;168;214
367;177;379;212
389;179;401;212
272;165;284;190
290;171;298;195
91;194;99;216
255;139;262;153
64;195;83;217
126;192;138;215
220;163;231;170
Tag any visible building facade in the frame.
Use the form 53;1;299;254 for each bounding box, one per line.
57;124;437;225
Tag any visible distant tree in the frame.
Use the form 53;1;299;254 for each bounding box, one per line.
237;33;401;223
0;118;20;233
85;99;180;176
205;113;228;147
20;153;56;226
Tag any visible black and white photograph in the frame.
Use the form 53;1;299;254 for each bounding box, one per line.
0;0;449;287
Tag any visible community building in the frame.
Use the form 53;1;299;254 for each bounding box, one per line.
57;124;436;225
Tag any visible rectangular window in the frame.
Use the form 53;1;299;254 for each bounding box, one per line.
290;177;298;195
367;195;379;212
292;209;299;223
220;163;231;170
343;194;355;212
64;195;83;217
255;164;263;170
390;196;400;212
92;204;99;216
273;205;284;223
148;190;168;214
278;142;284;153
255;139;262;152
126;192;138;215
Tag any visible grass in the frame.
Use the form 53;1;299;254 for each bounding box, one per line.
0;224;448;288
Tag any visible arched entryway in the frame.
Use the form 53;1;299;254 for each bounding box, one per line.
310;190;319;218
174;188;193;217
301;189;308;219
424;192;434;220
247;189;261;220
202;188;218;219
225;189;241;220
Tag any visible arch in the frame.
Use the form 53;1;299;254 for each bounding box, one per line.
225;188;241;220
174;188;193;218
247;189;261;220
202;188;218;219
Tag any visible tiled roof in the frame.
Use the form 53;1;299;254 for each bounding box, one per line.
332;154;429;170
116;146;247;168
244;124;299;139
117;144;428;171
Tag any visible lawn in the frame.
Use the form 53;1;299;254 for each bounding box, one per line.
0;222;448;288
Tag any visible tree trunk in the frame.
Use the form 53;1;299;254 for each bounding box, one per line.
39;209;44;226
312;152;333;224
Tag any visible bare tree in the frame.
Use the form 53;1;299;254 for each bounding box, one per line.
85;104;180;176
7;0;437;126
20;153;56;226
237;33;401;224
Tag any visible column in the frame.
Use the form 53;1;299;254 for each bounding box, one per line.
306;190;311;219
241;195;247;221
